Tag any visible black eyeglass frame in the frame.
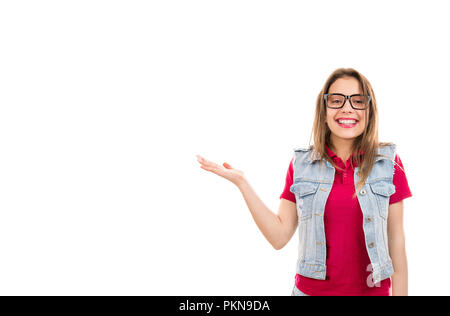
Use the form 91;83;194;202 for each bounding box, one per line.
323;93;371;110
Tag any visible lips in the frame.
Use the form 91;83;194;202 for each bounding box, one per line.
334;117;358;129
336;118;359;124
336;119;358;128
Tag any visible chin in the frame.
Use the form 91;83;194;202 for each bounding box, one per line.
333;132;362;140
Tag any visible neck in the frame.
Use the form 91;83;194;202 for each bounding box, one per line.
329;136;354;163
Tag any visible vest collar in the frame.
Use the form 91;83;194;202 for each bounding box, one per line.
304;144;395;165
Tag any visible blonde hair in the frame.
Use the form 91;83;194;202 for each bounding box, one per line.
308;67;399;199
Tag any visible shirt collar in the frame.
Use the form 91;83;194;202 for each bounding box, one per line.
325;144;338;159
325;144;365;161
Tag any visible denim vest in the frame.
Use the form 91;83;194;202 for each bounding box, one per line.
289;144;396;284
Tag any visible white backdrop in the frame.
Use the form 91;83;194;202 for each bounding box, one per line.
0;0;448;295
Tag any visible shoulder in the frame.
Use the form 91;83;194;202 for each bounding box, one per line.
378;142;409;176
377;142;397;160
292;144;321;166
378;141;397;152
293;144;314;152
393;152;406;175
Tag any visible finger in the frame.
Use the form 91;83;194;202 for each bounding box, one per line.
199;157;220;169
196;155;204;163
200;165;222;176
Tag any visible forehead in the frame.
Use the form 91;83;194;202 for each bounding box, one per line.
328;77;362;94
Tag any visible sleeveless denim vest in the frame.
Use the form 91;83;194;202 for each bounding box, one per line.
289;144;396;284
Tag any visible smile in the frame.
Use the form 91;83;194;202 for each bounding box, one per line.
336;119;358;128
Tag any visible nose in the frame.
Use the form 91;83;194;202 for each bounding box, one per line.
341;98;354;112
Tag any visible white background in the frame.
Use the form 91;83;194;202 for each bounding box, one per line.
0;0;448;295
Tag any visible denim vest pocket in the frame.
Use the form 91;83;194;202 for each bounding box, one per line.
369;181;396;219
290;182;320;221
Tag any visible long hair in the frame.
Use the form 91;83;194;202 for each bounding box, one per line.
308;68;397;199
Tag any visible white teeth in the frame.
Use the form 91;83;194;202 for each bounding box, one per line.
338;119;357;124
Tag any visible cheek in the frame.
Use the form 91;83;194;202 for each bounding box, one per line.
358;114;367;129
326;111;336;124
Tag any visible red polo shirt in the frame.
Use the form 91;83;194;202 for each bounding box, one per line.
280;145;412;296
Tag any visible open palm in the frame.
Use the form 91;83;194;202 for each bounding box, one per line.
196;154;245;186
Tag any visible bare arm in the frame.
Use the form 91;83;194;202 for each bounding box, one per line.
196;154;298;250
387;200;408;296
237;180;298;250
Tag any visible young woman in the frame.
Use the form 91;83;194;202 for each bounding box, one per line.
196;68;412;296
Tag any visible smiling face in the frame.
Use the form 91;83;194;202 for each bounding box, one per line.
325;76;368;147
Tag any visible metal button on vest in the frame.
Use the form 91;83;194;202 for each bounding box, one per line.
366;217;372;223
360;189;367;195
368;242;375;248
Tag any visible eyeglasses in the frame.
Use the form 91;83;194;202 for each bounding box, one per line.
324;93;371;110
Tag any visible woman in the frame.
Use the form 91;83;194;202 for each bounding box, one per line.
196;68;412;296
